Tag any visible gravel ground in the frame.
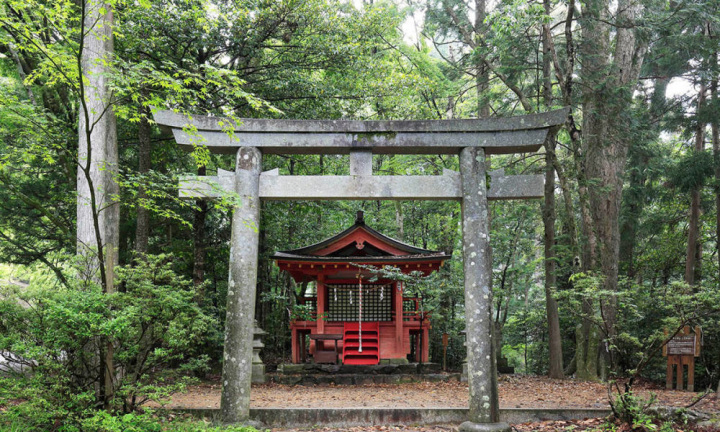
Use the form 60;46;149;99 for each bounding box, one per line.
161;375;720;413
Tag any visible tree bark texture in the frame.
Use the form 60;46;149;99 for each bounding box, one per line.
77;0;119;284
713;65;720;292
543;135;564;379
685;81;707;286
76;0;118;407
619;78;668;279
541;0;564;378
619;149;647;279
579;0;646;369
394;201;404;240
134;110;151;255
474;0;490;118
193;165;209;304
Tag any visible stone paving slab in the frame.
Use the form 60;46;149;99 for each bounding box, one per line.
173;407;612;428
269;373;460;386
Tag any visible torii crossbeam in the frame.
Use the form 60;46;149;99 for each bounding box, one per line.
154;108;567;431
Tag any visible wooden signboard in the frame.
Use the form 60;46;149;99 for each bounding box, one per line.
663;326;701;391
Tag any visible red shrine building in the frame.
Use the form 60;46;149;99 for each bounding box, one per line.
273;211;450;365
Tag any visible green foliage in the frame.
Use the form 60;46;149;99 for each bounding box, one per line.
607;389;678;432
610;390;657;428
0;402;264;432
290;303;320;322
1;0;720;416
76;411;163;432
73;411;261;432
668;150;715;194
0;255;215;428
0;91;75;280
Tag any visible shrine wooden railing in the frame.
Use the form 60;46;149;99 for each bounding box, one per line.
399;297;430;322
396;310;432;322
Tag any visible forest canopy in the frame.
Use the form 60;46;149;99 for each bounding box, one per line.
1;0;719;429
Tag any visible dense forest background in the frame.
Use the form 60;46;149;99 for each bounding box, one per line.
1;0;720;422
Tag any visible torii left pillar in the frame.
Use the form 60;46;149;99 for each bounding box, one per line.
221;146;262;424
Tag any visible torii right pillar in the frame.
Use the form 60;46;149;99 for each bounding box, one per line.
460;146;508;432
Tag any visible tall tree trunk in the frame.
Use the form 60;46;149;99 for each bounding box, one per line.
76;0;118;407
7;44;37;105
134;108;151;255
395;201;404;240
193;166;208;304
579;0;645;372
620;78;668;279
77;0;119;288
474;0;490;117
543;137;564;379
712;59;720;294
685;81;707;286
619;150;646;279
541;0;563;378
257;204;267;326
546;0;600;378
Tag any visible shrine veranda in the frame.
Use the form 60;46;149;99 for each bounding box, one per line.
154;108;568;430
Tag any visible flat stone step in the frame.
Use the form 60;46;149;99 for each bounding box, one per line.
277;362;442;375
175;407;612;428
268;373;461;386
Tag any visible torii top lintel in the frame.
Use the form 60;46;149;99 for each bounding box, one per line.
153;108;568;155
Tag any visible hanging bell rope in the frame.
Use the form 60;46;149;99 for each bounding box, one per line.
358;274;363;353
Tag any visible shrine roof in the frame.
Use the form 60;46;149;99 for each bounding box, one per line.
272;211;451;263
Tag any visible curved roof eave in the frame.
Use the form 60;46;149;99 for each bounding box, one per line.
273;215;447;258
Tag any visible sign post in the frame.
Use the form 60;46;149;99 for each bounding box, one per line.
663;326;701;391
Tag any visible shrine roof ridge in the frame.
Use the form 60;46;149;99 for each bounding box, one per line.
273;214;448;260
271;252;451;262
154;108;568;134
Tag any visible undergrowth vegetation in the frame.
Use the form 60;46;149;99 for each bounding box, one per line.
0;255;217;430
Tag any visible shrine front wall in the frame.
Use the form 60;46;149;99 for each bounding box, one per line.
290;321;429;362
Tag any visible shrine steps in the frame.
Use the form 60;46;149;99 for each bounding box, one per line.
342;322;380;365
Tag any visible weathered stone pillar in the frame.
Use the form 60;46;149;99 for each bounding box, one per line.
459;147;509;432
221;147;262;424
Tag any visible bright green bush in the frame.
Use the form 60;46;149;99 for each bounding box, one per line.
0;254;217;430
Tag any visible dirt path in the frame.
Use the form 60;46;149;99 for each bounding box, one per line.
162;375;720;412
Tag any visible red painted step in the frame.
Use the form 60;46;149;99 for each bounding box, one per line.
342;322;380;365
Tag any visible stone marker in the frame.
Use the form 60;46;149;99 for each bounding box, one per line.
252;320;267;384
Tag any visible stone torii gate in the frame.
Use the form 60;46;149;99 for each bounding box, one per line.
154;108;567;431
